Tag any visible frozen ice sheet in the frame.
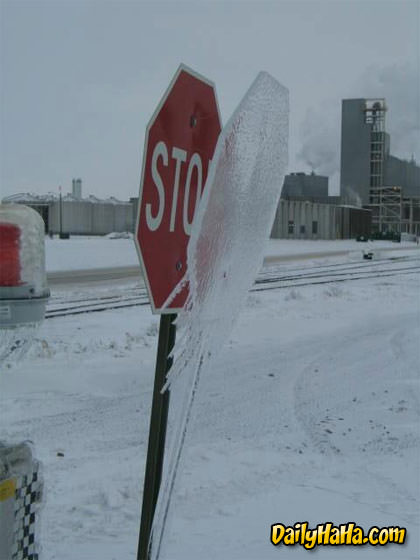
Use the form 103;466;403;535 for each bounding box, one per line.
150;71;289;559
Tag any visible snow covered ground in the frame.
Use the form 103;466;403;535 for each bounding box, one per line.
45;235;418;271
1;239;419;559
45;236;138;272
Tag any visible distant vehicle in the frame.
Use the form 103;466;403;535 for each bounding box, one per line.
363;250;374;260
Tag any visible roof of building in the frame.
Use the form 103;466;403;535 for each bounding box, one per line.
2;192;131;205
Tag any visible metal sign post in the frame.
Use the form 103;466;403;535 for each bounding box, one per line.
137;313;176;560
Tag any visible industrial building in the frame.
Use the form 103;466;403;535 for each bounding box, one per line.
271;199;371;240
340;98;420;234
270;172;370;240
2;180;135;236
282;172;328;200
4;96;418;241
281;172;339;205
3;172;370;241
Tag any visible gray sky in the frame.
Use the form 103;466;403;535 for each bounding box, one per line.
1;0;419;199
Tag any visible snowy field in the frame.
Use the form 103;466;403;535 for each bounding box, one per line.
45;235;418;271
1;239;419;559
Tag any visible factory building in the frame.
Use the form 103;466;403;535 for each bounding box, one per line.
7;95;419;243
271;199;371;240
282;172;328;200
340;98;420;234
281;172;341;205
271;172;371;240
2;180;134;236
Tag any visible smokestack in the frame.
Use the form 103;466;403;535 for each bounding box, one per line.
72;178;82;199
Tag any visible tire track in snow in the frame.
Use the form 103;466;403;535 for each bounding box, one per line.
292;358;342;457
291;317;420;525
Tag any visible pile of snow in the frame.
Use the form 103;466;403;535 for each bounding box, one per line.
400;232;417;242
104;232;133;240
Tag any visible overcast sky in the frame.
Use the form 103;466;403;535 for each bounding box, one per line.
1;0;419;199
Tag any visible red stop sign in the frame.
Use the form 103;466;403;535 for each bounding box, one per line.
135;65;221;313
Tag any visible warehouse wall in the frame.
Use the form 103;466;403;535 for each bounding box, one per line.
271;200;371;240
6;196;371;240
48;200;134;235
271;200;336;240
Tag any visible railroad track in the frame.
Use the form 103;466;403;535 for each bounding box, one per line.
252;267;420;292
45;255;420;319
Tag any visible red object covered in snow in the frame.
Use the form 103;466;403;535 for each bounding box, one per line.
0;223;21;286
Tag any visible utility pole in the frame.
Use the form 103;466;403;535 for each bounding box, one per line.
59;186;63;238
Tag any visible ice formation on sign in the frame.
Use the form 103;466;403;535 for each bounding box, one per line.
149;72;289;559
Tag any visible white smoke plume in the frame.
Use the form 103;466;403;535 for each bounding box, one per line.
297;62;420;193
297;102;340;178
357;62;419;162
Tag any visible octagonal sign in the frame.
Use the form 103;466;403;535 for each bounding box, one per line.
135;65;222;313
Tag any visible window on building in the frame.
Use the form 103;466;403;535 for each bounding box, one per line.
288;220;294;234
300;225;306;234
312;221;318;234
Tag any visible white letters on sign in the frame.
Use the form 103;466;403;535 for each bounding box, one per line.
183;153;202;236
146;141;167;231
170;147;187;232
146;141;205;235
